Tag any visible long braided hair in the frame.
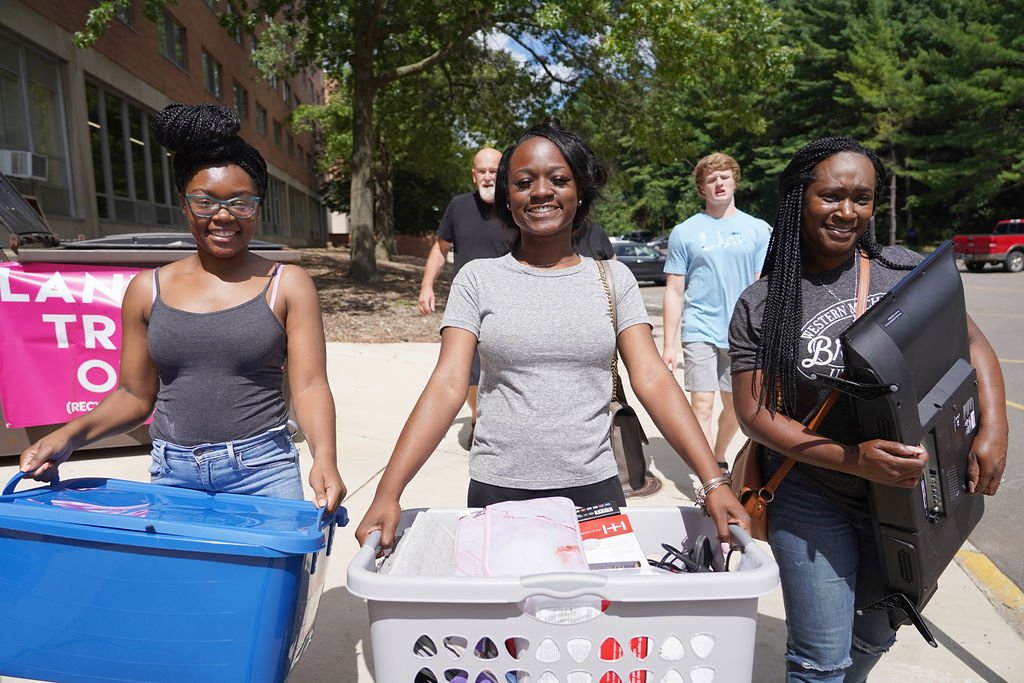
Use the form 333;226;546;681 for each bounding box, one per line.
756;136;913;416
151;103;268;197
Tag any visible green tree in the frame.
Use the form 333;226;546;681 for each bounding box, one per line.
368;42;550;258
835;0;925;245
80;0;528;280
736;0;867;224
560;0;794;235
741;0;1022;239
905;0;1024;227
78;0;794;278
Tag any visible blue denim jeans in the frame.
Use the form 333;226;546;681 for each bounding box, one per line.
149;425;304;500
765;454;896;682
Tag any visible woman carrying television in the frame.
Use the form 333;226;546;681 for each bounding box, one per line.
728;136;1008;682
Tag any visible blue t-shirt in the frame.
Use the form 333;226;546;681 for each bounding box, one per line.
663;210;771;348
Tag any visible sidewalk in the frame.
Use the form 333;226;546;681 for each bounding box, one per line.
2;340;1022;683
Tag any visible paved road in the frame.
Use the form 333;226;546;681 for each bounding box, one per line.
641;267;1024;591
958;268;1024;591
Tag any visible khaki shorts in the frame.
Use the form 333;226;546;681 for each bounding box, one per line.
682;341;732;393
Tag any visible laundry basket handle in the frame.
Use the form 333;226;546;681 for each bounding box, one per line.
519;572;609;596
3;471;59;496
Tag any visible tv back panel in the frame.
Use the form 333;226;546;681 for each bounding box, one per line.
827;241;983;645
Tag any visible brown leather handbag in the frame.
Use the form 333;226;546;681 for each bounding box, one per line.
733;250;871;541
597;260;650;492
731;439;769;540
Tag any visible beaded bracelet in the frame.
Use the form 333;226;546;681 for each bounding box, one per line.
694;473;732;510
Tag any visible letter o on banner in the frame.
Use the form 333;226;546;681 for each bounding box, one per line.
78;359;117;393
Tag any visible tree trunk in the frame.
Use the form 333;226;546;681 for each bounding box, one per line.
904;170;913;241
348;3;378;282
374;143;396;261
888;148;897;246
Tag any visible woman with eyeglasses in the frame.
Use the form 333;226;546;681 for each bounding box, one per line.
18;103;346;513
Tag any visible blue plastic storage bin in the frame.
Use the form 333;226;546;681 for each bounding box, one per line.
0;473;347;683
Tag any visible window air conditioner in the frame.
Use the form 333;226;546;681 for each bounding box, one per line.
0;150;48;181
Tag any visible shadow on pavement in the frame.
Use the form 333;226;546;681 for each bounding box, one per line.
754;612;788;682
645;436;699;495
929;619;1010;683
288;586;372;682
456;416;474;451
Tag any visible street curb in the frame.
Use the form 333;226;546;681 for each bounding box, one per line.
957;546;1024;611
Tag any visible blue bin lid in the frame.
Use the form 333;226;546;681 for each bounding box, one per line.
0;475;345;556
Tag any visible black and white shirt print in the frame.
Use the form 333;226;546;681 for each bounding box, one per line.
798;291;886;381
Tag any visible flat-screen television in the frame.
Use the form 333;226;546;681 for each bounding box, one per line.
826;240;983;645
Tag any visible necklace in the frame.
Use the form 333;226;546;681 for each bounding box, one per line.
805;249;860;305
516;253;579;268
806;265;858;307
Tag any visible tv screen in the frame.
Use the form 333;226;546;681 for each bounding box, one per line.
835;240;983;644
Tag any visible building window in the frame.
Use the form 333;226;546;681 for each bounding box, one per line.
115;5;133;26
157;12;187;68
0;33;72;217
282;81;291;103
232;82;248;119
262;176;286;234
86;81;179;226
307;193;323;240
255;105;267;136
288;185;306;237
224;3;243;45
287;134;294;159
273;120;282;147
201;49;222;98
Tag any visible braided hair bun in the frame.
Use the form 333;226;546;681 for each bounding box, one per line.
152;103;268;196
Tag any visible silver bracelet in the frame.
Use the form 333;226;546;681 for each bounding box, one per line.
694;474;732;509
695;479;731;509
696;473;732;496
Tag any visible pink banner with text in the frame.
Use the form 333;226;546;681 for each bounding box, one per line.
0;263;143;428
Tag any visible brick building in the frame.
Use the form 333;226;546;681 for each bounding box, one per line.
0;0;327;246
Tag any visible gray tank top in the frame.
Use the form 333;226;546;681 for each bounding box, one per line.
147;265;289;446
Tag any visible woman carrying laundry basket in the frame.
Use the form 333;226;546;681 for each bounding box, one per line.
355;118;748;550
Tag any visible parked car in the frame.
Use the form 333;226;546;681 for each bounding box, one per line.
0;169;59;252
613;240;667;285
647;234;670;253
621;229;656;244
952;219;1024;272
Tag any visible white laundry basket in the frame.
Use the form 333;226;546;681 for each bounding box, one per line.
347;506;778;683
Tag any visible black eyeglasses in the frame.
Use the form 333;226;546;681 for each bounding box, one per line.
184;194;261;219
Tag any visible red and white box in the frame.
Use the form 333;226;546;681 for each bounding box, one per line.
577;502;650;571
